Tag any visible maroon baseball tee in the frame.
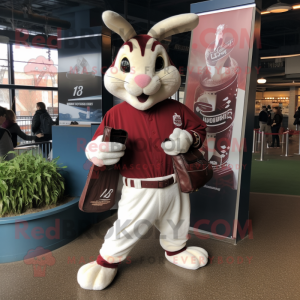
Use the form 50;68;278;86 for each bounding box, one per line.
92;99;207;179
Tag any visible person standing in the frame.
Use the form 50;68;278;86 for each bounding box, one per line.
2;110;38;147
258;106;269;147
31;102;53;158
0;106;14;161
270;107;283;148
266;105;273;146
258;106;268;132
31;102;53;142
294;107;300;130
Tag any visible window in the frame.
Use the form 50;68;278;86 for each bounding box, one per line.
13;45;58;87
0;43;9;86
15;89;57;143
0;89;10;109
15;89;57;117
179;90;185;103
0;43;8;60
0;42;58;145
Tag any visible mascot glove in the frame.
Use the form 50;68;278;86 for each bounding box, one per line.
85;135;125;166
161;128;193;156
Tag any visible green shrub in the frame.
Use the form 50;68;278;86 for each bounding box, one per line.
0;151;67;217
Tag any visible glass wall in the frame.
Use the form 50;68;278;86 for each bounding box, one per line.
0;42;58;145
15;90;58;117
0;42;58;111
0;89;10;109
0;43;9;86
13;45;58;88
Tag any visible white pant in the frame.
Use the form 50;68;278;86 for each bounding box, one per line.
100;174;190;262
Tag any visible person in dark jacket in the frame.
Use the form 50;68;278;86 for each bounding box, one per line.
270;107;283;148
294;107;300;129
0;106;14;161
31;102;53;142
2;110;37;147
258;106;268;132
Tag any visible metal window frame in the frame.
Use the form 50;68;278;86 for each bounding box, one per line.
0;42;58;113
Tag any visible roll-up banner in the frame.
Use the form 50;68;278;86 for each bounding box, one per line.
186;0;261;243
58;27;103;125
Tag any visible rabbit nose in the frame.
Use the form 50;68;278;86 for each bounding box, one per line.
134;74;151;88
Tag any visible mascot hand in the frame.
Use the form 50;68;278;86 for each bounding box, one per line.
85;135;125;167
161;128;193;156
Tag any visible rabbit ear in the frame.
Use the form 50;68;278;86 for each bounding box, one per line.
148;13;199;41
102;11;137;42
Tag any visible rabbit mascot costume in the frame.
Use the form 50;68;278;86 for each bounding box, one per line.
78;11;208;290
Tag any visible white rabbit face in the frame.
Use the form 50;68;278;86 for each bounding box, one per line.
104;35;181;111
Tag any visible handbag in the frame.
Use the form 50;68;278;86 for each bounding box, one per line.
78;126;128;213
171;143;213;193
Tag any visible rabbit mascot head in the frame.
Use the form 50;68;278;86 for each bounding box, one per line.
103;11;198;110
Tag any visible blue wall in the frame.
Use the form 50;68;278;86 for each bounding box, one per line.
52;125;99;197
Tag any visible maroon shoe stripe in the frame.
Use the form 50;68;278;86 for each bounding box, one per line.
166;246;187;257
96;255;120;269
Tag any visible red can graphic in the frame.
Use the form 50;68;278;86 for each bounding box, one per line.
194;24;238;169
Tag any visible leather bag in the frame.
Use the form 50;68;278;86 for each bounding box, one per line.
171;144;213;194
78;126;128;213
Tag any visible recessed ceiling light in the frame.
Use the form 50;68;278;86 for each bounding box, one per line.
267;1;292;13
257;78;267;84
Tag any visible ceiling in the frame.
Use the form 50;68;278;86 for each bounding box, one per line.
1;0;300;50
1;0;300;91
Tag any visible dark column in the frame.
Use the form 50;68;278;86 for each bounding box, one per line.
8;43;15;112
101;28;113;117
124;0;128;20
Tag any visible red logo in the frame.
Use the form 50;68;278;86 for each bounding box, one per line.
24;56;57;87
23;247;56;277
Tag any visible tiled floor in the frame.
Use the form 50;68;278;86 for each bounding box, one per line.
1;193;300;299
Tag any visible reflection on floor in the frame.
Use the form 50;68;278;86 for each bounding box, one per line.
1;193;300;300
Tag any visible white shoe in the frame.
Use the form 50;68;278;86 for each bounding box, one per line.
165;246;208;270
77;261;118;290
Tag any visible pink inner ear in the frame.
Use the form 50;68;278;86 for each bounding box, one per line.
134;74;151;88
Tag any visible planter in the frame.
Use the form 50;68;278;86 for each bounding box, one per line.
0;197;110;263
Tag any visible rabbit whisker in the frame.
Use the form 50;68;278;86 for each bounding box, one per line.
157;70;177;82
106;75;129;84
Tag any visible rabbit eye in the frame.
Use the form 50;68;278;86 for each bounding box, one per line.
155;56;164;72
120;57;130;73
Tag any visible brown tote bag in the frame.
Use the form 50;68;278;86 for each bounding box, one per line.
79;126;128;213
170;142;214;194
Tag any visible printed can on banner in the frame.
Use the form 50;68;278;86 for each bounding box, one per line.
194;24;238;190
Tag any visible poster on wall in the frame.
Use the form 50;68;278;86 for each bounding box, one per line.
185;4;256;238
58;34;102;125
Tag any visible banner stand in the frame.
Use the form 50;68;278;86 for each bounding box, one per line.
58;25;112;125
186;0;261;244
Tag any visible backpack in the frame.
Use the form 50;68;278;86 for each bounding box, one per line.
40;113;53;135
